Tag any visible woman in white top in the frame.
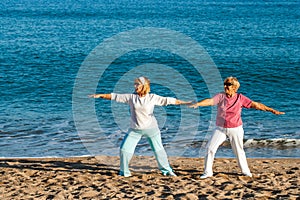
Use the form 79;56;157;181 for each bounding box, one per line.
89;76;190;177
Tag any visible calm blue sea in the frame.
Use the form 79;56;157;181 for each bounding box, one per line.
0;0;299;158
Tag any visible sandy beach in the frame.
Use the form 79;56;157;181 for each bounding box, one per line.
0;156;299;199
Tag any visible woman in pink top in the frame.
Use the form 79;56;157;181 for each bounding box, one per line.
190;76;284;179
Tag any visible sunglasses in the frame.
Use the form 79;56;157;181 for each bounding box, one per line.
224;82;234;86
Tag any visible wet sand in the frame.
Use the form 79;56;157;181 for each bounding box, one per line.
0;156;299;199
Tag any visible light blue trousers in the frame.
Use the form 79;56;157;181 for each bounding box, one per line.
119;128;173;177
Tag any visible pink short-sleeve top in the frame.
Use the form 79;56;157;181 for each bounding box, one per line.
213;92;252;128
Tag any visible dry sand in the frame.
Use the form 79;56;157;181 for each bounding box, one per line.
0;156;299;199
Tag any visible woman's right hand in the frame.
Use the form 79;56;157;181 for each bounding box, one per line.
88;94;99;98
88;94;111;100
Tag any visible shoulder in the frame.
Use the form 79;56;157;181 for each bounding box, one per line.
210;92;224;104
112;93;135;99
237;93;252;107
148;93;159;98
113;93;134;96
148;93;171;101
148;93;156;97
238;93;251;101
213;92;225;99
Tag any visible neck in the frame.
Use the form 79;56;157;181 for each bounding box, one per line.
138;93;146;97
226;92;236;98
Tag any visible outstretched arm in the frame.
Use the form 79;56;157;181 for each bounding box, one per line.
251;101;285;115
189;98;214;108
88;94;112;100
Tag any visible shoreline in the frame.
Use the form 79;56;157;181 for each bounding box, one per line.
0;156;299;199
1;154;300;159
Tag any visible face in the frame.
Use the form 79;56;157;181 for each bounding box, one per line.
224;81;236;97
134;81;143;94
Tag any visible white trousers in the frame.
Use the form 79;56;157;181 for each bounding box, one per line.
204;125;251;175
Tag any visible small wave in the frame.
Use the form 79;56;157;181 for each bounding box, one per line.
0;155;93;159
244;138;300;149
187;138;300;150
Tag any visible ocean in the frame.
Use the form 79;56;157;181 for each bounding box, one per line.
0;0;299;158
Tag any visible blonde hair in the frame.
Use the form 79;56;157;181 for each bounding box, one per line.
135;76;151;96
224;76;240;91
